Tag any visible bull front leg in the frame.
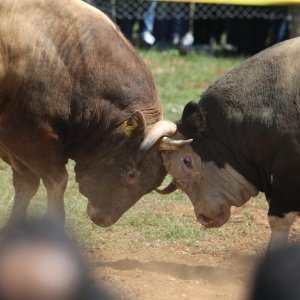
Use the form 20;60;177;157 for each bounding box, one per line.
6;167;40;227
268;212;297;251
42;166;68;224
267;160;300;251
0;122;69;225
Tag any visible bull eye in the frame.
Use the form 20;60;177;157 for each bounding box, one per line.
183;156;192;169
182;155;193;175
127;169;139;185
128;170;136;178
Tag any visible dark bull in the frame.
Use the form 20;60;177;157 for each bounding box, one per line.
159;38;300;251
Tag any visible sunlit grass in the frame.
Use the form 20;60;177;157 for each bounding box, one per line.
140;49;243;120
0;50;249;251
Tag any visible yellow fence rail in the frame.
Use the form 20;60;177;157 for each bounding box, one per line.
158;0;300;5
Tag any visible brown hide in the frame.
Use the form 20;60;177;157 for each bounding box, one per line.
0;0;165;227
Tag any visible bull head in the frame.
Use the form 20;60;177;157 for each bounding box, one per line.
138;121;194;195
159;101;258;228
75;110;192;227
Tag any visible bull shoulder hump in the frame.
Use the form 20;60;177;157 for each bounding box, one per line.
0;0;124;82
74;0;136;49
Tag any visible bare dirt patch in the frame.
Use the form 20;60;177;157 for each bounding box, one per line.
87;195;300;300
92;247;255;300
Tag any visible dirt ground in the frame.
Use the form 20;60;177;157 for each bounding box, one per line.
92;246;258;300
88;198;300;300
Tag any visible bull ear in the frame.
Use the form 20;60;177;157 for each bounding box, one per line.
158;137;193;151
123;111;146;138
181;101;205;132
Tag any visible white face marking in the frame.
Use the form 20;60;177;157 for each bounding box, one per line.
162;143;258;227
222;164;259;205
268;212;297;251
197;161;257;208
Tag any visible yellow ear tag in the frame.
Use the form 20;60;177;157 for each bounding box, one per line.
123;120;138;137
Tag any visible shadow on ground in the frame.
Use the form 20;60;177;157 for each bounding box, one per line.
96;258;251;284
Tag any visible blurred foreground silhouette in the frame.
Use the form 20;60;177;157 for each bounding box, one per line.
0;218;113;300
250;243;300;300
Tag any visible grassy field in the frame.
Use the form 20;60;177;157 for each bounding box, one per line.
0;50;254;251
142;50;242;121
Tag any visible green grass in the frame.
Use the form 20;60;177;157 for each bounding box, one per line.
0;50;247;250
140;49;243;120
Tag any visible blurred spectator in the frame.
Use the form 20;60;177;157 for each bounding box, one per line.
226;17;271;55
290;6;300;37
250;244;300;300
225;6;289;56
269;17;290;45
89;0;156;46
0;218;113;300
85;1;291;55
193;4;227;55
140;1;157;47
154;2;190;51
115;0;138;42
116;0;156;46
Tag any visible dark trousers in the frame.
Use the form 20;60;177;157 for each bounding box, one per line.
193;19;225;45
226;18;271;55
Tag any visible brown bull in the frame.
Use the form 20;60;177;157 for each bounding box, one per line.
0;0;189;227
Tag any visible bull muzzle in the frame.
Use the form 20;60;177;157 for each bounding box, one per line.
87;204;115;227
195;204;231;228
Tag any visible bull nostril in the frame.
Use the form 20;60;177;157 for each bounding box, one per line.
197;214;211;225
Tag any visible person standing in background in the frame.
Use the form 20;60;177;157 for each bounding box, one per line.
140;1;157;47
115;0;157;47
193;3;226;55
225;5;288;55
154;1;190;51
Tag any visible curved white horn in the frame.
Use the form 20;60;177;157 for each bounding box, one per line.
156;181;178;194
158;137;193;151
138;120;177;154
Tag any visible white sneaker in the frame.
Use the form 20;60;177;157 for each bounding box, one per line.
141;31;156;46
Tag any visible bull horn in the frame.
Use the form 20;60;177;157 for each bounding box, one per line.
138;120;177;154
158;137;193;151
156;181;178;194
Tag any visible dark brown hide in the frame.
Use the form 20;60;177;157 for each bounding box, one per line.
0;0;165;226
